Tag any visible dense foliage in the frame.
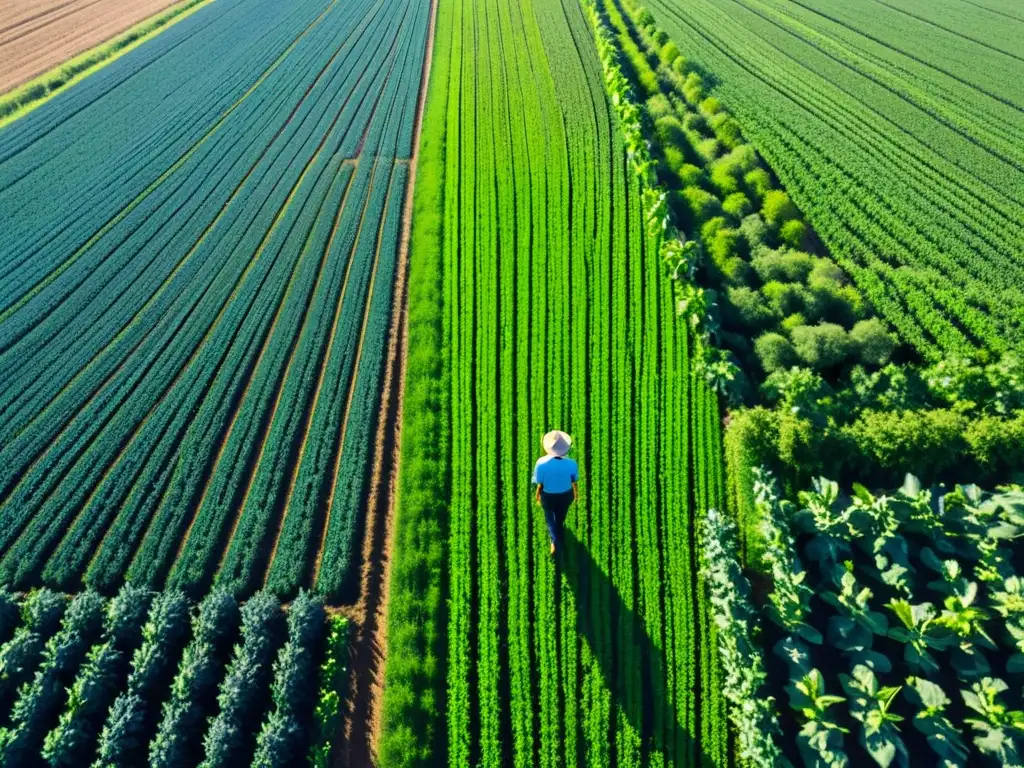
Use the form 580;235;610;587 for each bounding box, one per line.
308;615;350;767
735;472;1024;766
0;589;65;720
0;589;339;765
148;590;237;766
0;591;105;765
700;509;784;765
251;590;325;766
92;591;190;766
199;590;282;767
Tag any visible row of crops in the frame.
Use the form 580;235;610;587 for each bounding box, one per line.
704;472;1024;767
633;0;1024;359
506;0;1024;766
0;586;348;766
378;0;730;762
0;0;430;601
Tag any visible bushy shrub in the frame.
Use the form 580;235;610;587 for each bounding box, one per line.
710;147;755;196
695;137;720;163
751;249;814;283
714;116;743;149
965;412;1024;469
660;41;680;64
720;258;753;286
709;227;743;263
744;168;772;205
679;186;721;227
842;409;966;476
850;318;895;366
700;96;722;116
760;367;833;418
710;160;741;195
791;322;852;369
654;115;686;151
682;72;703;104
761;281;804;317
661;146;687;175
728;287;779;331
636;65;659;97
807;261;864;325
722;192;752;220
779;219;806;249
671;55;687;75
781;312;807;334
645;94;673;120
729;144;759;171
755;333;798;373
679;185;716;221
653;29;668;46
677;163;704;187
808;259;844;286
701;216;728;245
762;189;799;227
740;213;770;254
635;6;654;25
776;410;819;468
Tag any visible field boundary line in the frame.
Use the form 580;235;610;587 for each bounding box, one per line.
334;0;438;759
0;0;214;128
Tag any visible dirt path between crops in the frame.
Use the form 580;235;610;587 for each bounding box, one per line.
332;0;438;762
0;0;182;94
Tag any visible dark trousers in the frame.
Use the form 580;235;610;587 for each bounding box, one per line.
540;490;573;545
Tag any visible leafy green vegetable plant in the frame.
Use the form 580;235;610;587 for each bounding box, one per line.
904;677;968;767
961;677;1024;765
838;664;907;768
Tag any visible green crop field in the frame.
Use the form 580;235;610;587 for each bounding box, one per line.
1;0;1023;764
376;0;733;762
632;0;1024;360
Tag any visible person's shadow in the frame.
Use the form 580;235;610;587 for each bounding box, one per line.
559;525;706;766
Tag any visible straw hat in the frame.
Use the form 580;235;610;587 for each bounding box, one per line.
542;430;572;457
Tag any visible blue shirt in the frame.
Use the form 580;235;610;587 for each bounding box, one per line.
532;456;578;494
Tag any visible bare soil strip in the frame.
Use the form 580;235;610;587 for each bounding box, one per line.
0;0;181;93
333;0;438;761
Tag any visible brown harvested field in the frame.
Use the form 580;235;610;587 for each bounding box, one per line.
0;0;181;94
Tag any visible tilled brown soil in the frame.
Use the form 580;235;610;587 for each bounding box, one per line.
0;0;181;94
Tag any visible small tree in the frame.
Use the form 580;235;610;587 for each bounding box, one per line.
851;318;896;366
755;333;798;373
792;323;853;369
762;189;800;227
780;219;807;249
744;168;773;205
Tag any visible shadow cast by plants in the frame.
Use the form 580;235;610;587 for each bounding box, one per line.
559;525;709;765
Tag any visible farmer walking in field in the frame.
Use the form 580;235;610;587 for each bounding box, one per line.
533;430;579;556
